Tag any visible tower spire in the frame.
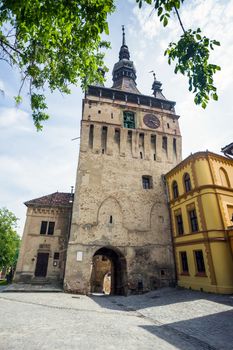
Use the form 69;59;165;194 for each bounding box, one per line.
119;25;130;60
112;26;140;94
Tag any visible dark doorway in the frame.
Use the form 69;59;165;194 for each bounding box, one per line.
90;247;127;295
35;253;49;277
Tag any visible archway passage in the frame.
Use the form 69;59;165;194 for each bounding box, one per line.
90;247;127;295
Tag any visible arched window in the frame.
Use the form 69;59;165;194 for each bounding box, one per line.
183;173;192;192
219;167;230;187
172;181;179;199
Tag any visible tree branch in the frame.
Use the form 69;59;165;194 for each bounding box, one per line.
174;6;186;34
0;38;22;56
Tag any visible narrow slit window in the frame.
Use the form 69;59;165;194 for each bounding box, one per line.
109;215;113;224
162;136;167;151
127;130;132;143
89;124;94;149
101;126;107;152
114;129;120;144
173;138;177;154
139;133;144;147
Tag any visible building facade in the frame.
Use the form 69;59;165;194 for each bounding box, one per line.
14;192;73;284
63;29;182;294
165;151;233;294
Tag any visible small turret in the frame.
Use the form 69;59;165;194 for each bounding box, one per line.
151;71;166;100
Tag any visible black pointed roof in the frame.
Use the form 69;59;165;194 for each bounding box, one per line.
112;26;140;94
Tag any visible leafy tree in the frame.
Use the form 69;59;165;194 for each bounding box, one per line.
0;1;220;130
0;0;114;130
0;208;20;271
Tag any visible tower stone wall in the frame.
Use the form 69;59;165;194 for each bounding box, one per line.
64;87;182;294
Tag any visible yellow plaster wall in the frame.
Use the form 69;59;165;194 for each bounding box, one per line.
210;158;233;187
193;158;213;187
166;152;233;294
210;242;233;291
200;192;223;230
176;243;211;291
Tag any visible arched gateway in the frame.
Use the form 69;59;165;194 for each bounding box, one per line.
90;247;127;295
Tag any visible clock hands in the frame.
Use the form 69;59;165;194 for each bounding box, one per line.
149;119;159;127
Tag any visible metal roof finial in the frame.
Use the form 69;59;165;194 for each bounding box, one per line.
122;25;125;45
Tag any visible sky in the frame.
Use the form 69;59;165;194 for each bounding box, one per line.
0;0;233;236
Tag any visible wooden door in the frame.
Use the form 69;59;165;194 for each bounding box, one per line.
35;253;49;277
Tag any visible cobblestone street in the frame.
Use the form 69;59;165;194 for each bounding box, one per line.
0;288;232;350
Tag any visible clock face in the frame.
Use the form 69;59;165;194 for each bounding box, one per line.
143;114;160;129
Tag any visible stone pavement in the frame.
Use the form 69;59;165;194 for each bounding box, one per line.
0;288;232;350
1;282;63;292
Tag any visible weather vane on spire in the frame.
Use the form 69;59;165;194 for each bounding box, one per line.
149;70;156;81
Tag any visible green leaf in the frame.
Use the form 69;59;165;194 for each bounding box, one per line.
163;16;168;27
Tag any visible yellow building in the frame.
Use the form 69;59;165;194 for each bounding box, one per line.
165;151;233;294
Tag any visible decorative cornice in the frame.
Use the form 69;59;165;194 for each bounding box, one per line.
165;151;233;179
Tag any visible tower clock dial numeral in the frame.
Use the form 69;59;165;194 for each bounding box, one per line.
143;114;160;129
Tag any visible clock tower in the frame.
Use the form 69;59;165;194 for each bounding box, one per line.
64;27;182;295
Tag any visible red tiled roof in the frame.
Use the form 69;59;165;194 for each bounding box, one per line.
25;192;74;208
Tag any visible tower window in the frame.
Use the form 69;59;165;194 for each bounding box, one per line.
162;136;167;151
167;123;170;128
114;129;120;144
139;133;144;146
54;252;60;260
123;111;135;129
98;110;101;114
142;176;153;189
127;130;132;142
140;152;143;159
89;124;94;149
173;138;177;154
101;126;107;153
109;215;113;224
151;135;156;144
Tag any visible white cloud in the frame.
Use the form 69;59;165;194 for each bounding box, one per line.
0;107;32;131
